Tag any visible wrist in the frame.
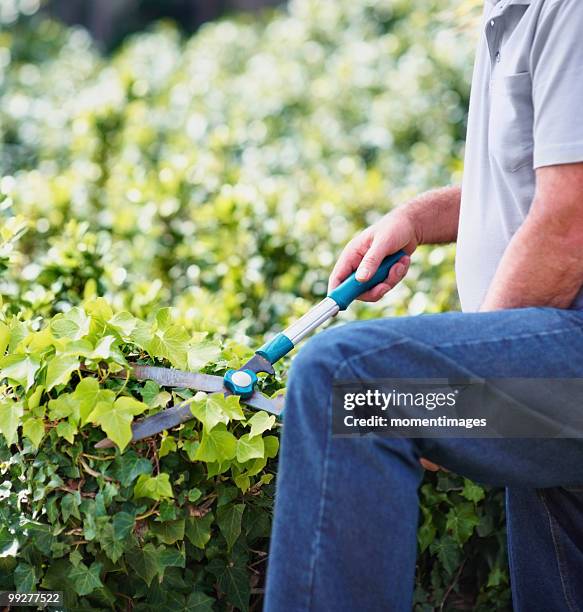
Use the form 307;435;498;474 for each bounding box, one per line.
396;204;424;248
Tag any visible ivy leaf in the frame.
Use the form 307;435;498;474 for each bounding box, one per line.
0;354;41;391
0;524;18;556
89;335;116;360
446;501;480;545
56;420;77;444
101;524;125;563
112;512;136;540
111;451;152;487
194;425;237;463
208;557;250;610
0;321;10;356
108;311;137;337
50;307;91;340
242;457;267;478
187;341;221;371
417;509;436;553
126;543;164;587
220;563;250;611
234;474;250;493
61;492;81;523
129;320;154;351
83;513;97;541
134;473;174;501
487;565;507;588
45;354;79;391
147;324;190;369
236;434;264;463
14;562;37;592
155;308;173;330
41;559;73;593
430;536;462;576
190;396;229;432
185;512;214;549
69;549;83;567
69;561;103;596
73;377;115;426
48;394;78;421
185;591;215;612
22;417;45;448
89;396;148;451
187;488;202;503
140;380;162;406
182;439;200;462
159;435;177;458
26;385;44;411
461;479;485;503
263;435;279;459
151;519;185;544
246;411;276;438
158;544;186;570
216;394;245;422
216;504;245;550
0;398;23;445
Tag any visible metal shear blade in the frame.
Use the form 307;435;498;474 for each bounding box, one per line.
94;364;284;449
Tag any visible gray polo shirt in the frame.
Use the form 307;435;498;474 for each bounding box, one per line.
456;0;583;311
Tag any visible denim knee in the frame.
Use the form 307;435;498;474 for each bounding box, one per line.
287;326;346;392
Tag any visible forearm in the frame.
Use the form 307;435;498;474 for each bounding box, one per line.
481;213;583;311
481;164;583;311
400;185;461;246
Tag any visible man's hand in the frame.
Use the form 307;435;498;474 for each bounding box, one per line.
419;458;444;472
328;186;461;302
327;209;417;302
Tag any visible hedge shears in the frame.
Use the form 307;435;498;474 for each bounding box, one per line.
96;251;405;448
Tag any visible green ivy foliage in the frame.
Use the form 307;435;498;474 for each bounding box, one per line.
0;298;283;610
0;1;510;609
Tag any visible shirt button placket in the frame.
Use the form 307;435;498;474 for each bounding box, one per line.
486;10;504;68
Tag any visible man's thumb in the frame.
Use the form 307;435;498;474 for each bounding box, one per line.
355;246;383;282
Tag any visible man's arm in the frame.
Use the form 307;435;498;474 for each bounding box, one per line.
481;163;583;311
328;185;461;302
401;185;461;246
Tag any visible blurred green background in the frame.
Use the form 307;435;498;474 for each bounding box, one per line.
1;0;513;609
0;0;477;339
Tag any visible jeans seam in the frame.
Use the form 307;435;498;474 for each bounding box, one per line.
539;490;579;612
332;327;576;378
305;377;334;612
438;327;576;349
333;338;409;380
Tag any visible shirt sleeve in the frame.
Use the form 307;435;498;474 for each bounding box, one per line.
531;0;583;168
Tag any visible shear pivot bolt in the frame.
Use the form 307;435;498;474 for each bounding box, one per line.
231;371;253;387
223;368;258;398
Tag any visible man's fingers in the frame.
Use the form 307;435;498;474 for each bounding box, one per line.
328;235;370;292
357;257;410;302
358;282;393;302
419;458;442;472
355;240;386;282
386;257;410;287
329;231;410;295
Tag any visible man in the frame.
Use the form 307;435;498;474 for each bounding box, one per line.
264;0;583;610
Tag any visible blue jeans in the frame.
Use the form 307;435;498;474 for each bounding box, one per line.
264;308;583;612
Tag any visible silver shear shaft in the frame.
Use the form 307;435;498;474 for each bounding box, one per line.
282;297;339;344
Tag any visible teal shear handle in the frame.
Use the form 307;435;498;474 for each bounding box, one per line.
256;250;407;364
327;250;406;311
